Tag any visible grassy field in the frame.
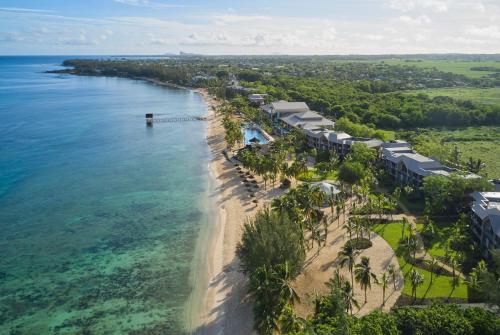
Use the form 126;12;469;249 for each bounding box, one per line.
381;60;500;78
406;87;500;107
415;219;458;260
406;127;500;178
372;222;468;299
296;168;338;182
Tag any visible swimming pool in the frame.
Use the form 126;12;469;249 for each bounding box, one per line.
243;126;269;145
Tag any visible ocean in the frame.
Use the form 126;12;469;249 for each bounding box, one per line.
0;56;211;334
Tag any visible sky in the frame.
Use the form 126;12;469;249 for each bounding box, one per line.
0;0;500;55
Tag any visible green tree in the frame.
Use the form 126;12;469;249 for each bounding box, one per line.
378;272;390;306
354;256;378;304
338;243;360;289
409;269;425;299
348;142;377;167
387;264;399;291
338;161;367;187
237;208;306;277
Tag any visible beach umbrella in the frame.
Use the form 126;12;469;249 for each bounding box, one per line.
252;199;258;204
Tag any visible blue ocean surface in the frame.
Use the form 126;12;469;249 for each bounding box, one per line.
0;56;210;334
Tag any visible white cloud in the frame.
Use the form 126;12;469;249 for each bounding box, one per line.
465;25;500;39
399;15;431;25
388;0;449;13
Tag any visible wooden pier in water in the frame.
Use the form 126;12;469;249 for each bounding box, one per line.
146;113;207;125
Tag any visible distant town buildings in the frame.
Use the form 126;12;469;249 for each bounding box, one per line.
471;192;500;257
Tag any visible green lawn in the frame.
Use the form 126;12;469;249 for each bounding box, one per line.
372;222;468;299
381;60;500;78
406;87;500;107
296;168;338;182
415;219;458;260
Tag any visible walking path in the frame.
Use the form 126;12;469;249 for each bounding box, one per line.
292;199;404;317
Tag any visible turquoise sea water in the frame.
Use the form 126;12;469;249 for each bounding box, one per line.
0;56;211;334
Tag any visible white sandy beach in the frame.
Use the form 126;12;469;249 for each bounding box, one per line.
187;89;403;334
190;90;256;335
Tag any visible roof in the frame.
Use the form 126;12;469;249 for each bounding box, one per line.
384;151;449;177
346;138;384;148
310;182;341;195
271;101;310;113
327;132;351;143
280;111;334;129
248;93;267;100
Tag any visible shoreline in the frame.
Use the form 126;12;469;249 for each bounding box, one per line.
187;88;255;334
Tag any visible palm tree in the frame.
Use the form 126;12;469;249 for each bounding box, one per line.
338;243;360;288
249;266;281;334
343;218;356;240
409;269;425;300
387;264;399;290
465;260;487;292
328;192;336;224
310;185;325;209
401;217;408;239
400;235;421;261
379;272;390;306
403;185;413;197
354;256;378;304
360;218;371;241
326;268;346;290
274;262;300;306
341;280;359;315
279;304;306;334
426;257;439;284
449;255;460;280
335;203;342;227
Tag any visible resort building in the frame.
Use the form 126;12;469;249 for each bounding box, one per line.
248;93;267;105
470;192;500;257
280;111;335;131
260;101;334;134
305;128;382;157
261;101;310;120
380;141;478;188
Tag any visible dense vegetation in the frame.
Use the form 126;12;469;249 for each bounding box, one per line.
283;298;499;335
58;56;500;130
399;127;500;178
